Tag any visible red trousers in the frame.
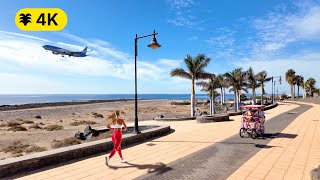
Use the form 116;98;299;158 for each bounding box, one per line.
109;130;122;159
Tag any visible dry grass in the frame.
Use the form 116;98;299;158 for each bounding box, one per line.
1;141;47;155
90;131;113;141
29;124;42;129
92;112;104;118
51;137;81;148
0;123;6;127
1;141;30;154
25;145;47;153
44;125;63;131
7;121;21;127
22;120;34;124
70;120;97;126
8;125;27;131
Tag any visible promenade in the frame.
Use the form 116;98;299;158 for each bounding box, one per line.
8;101;320;180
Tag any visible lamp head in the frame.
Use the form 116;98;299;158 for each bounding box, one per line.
147;31;161;50
279;76;282;85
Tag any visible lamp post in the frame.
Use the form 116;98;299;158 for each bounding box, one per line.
272;76;282;103
133;30;161;134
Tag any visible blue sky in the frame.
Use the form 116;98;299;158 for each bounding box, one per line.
0;0;320;94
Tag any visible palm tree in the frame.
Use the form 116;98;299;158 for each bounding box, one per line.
196;74;219;114
285;69;296;98
246;67;260;105
224;68;247;111
305;78;317;97
216;74;228;105
295;75;304;98
256;71;272;105
171;54;211;117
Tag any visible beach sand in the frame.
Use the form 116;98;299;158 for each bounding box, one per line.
0;99;207;160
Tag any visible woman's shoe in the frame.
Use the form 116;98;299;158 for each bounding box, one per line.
105;156;110;166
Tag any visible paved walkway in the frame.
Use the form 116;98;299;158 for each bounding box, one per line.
137;103;312;180
228;102;320;180
8;102;319;180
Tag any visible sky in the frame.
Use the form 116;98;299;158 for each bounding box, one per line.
0;0;320;95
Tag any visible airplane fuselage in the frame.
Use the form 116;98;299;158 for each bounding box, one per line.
42;45;87;57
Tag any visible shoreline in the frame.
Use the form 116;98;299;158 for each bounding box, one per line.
0;99;138;111
0;99;212;112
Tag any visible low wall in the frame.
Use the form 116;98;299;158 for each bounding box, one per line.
154;117;196;121
196;114;230;123
0;125;170;178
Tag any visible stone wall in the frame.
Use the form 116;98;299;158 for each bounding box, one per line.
0;125;170;178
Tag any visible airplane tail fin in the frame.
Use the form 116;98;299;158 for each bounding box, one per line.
82;47;88;53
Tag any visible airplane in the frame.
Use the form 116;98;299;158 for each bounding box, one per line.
42;45;89;57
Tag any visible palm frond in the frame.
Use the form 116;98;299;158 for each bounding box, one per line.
170;68;192;79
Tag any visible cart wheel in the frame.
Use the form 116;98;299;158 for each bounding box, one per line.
239;128;246;138
251;129;257;139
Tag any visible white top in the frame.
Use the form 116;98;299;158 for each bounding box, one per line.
113;120;122;128
257;111;265;118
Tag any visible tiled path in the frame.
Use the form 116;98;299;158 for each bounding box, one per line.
8;102;319;180
228;102;320;180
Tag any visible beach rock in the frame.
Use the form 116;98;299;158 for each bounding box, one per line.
311;165;320;180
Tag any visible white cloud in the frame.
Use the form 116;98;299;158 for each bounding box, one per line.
167;0;194;9
0;31;181;81
252;2;320;52
0;73;68;94
166;0;204;28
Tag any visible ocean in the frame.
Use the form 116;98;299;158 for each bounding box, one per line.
0;94;239;105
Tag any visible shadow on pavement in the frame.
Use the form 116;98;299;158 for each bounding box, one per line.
264;133;297;139
254;144;280;149
109;162;173;175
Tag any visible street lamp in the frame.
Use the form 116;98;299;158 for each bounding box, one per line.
272;76;282;103
133;30;161;134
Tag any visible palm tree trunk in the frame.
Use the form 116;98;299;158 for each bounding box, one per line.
220;87;223;105
223;87;225;103
293;85;296;98
252;88;256;105
297;86;300;98
261;84;264;105
191;79;195;117
234;91;237;112
209;95;212;114
290;84;294;99
211;95;215;114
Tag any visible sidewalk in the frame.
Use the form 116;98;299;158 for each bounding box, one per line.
10;102;300;180
228;102;320;180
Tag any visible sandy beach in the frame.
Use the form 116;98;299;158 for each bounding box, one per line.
0;99;208;160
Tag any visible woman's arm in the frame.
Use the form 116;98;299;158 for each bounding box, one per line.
107;124;113;131
121;119;127;131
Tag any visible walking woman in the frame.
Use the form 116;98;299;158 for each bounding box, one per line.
105;110;127;166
